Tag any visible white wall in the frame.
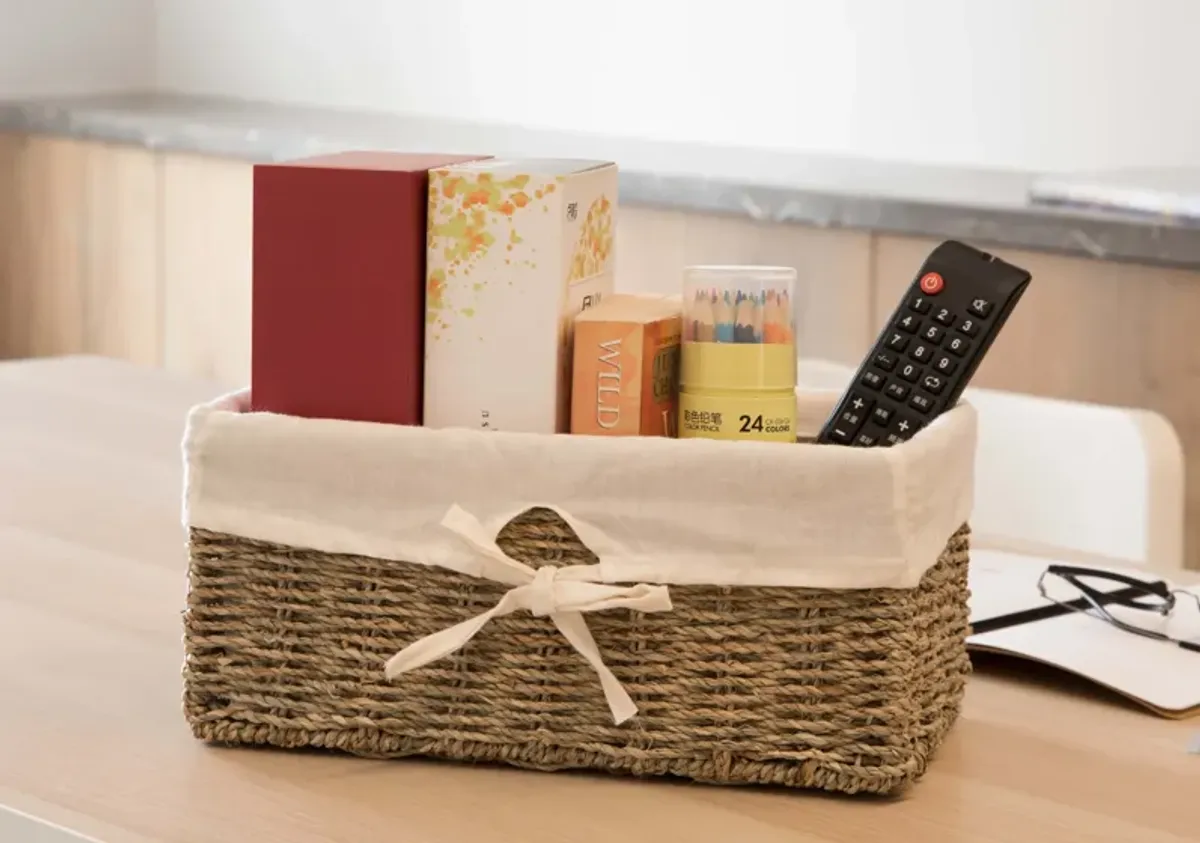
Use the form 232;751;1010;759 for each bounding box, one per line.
153;0;1197;173
0;0;154;99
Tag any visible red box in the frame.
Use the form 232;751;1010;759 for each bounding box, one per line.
251;151;489;425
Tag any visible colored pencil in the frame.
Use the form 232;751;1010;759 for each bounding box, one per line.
734;292;753;342
692;290;715;342
682;282;794;345
714;290;736;342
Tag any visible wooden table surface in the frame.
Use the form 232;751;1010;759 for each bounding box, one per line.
1;356;1196;843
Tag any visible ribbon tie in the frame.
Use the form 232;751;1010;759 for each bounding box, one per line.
383;505;673;724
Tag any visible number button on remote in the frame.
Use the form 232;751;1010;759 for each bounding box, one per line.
909;392;934;413
908;295;931;314
968;297;994;318
957;317;980;337
946;335;970;357
933;306;955;326
910;343;934;363
921;324;944;345
860;370;884;390
884;381;910;401
886;332;910;352
933;355;956;375
872;351;898;372
898;362;921;383
896;313;920;333
921;374;946;395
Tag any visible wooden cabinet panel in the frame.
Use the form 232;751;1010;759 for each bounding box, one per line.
82;142;161;366
618;206;873;365
679;214;872;366
0;132;24;359
871;237;1146;404
615;206;686;297
161;154;253;387
874;234;1200;568
6;136;88;358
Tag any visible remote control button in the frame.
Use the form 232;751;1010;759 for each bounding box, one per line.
872;351;898;372
854;432;878;447
909;392;935;413
898;361;921;383
847;393;874;414
968;297;994;318
933;355;957;375
871;405;892;426
837;407;868;432
883;413;916;446
860;370;884;390
885;332;910;352
920;324;945;345
919;272;944;295
933;306;955;326
909;343;934;363
946;336;970;357
828;424;853;444
884;381;910;401
908;295;932;314
896;313;920;333
887;414;916;440
921;374;946;395
957;317;980;337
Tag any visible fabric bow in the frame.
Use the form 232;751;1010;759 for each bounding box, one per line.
383;504;673;724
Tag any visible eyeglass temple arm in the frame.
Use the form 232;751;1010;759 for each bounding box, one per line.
1046;564;1171;600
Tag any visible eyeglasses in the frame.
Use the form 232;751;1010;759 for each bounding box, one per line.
1037;564;1200;653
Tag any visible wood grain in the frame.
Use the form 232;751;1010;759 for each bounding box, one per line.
614;205;686;296
5;136;88;358
0;356;1196;843
0;133;24;359
82;143;161;365
873;235;1200;568
161;153;253;387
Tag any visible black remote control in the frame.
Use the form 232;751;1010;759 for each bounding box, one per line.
817;240;1032;447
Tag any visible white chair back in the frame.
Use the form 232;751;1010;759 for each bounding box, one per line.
798;359;1185;572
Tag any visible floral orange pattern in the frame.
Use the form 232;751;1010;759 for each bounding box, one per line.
426;168;554;340
567;196;614;282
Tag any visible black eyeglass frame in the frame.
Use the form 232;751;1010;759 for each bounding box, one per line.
1037;564;1200;653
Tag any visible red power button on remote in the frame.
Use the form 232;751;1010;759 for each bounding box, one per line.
919;272;945;294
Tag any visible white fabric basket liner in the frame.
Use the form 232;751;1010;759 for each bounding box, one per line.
183;388;975;591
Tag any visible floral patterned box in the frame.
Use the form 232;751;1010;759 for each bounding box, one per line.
423;159;617;433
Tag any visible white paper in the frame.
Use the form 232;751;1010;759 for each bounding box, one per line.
968;550;1200;714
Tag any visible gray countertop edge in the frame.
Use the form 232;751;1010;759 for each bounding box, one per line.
4;92;1200;270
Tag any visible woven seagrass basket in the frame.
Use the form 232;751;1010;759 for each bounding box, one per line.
183;507;972;796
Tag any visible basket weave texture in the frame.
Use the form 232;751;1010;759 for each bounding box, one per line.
183;508;972;795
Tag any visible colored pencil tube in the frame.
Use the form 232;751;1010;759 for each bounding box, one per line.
678;265;798;443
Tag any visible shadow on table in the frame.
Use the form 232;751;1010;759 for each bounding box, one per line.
968;650;1152;716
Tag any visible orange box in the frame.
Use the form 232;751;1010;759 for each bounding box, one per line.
571;294;681;436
